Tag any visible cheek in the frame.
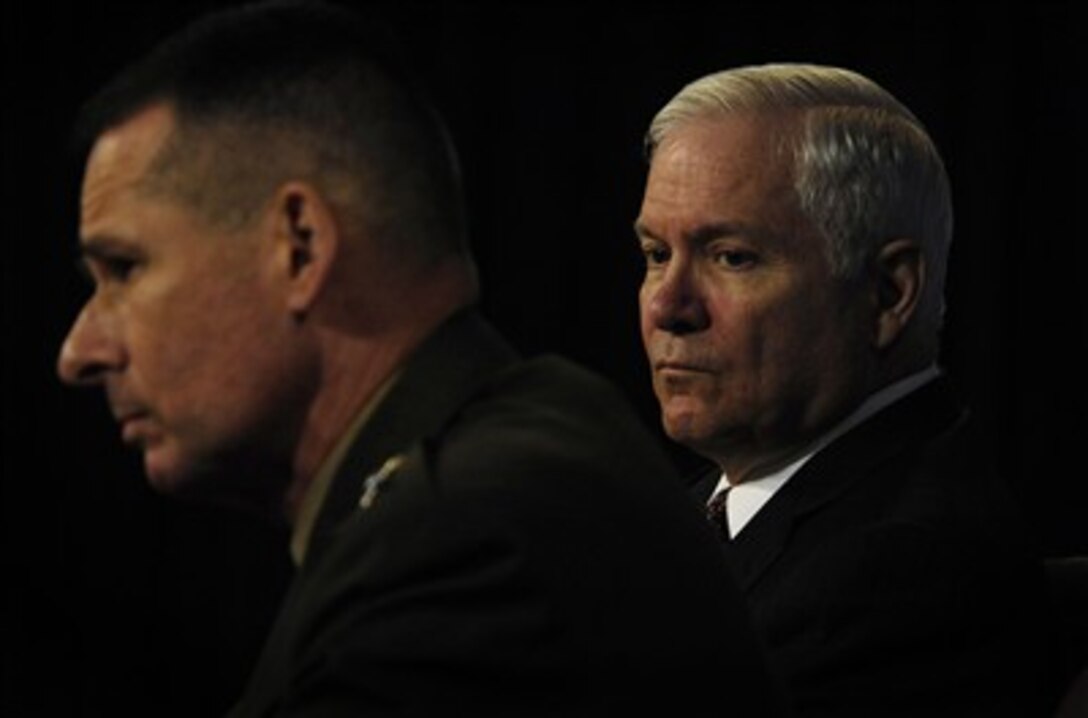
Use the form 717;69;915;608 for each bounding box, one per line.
704;293;759;360
771;291;846;358
165;316;310;469
638;282;655;343
747;293;855;406
142;279;283;412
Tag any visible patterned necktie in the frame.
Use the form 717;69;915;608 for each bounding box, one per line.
706;489;731;540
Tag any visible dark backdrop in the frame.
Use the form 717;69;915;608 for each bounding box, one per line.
4;2;1084;715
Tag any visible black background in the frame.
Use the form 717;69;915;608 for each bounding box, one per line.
4;2;1085;715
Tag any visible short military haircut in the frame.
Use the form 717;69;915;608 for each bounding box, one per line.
76;0;468;262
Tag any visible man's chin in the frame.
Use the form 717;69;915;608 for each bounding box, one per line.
660;404;743;460
660;394;713;438
141;440;231;497
142;447;288;518
143;449;206;498
662;407;708;446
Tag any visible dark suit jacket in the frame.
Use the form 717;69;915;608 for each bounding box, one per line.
230;311;783;717
692;377;1058;717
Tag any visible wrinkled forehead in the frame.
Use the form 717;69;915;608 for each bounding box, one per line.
650;112;798;178
638;113;823;254
644;115;800;209
81;104;177;216
87;104;176;174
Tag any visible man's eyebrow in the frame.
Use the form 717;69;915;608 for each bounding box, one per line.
73;236;147;279
633;220;753;243
633;220;658;241
77;235;143;260
686;222;751;244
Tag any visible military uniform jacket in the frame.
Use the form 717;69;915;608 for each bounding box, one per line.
230;311;783;717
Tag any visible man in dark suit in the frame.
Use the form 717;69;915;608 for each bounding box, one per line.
56;4;783;715
635;63;1058;716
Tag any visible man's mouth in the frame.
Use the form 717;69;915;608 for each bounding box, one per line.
655;360;714;374
113;408;152;444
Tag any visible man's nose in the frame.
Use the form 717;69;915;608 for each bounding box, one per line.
57;301;125;386
646;262;710;334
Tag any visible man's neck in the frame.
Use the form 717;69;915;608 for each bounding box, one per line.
717;365;941;486
281;289;476;523
287;369;402;563
283;335;413;524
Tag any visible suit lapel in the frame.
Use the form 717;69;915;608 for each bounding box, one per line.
724;487;797;592
305;310;518;563
691;470;719;505
713;377;966;592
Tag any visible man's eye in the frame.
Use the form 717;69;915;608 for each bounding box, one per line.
87;255;140;284
713;249;758;270
641;244;671;267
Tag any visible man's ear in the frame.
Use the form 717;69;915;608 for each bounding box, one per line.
873;238;925;351
269;181;339;316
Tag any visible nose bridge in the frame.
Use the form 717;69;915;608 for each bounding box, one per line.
650;251;709;332
58;295;124;385
659;252;695;301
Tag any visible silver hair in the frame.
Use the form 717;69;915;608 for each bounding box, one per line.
646;64;953;299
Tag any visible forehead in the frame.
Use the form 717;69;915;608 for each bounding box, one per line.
81;104;177;232
655;113;788;171
640;114;801;233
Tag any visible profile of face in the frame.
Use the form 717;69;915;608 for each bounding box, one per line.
636;115;875;477
57;104;313;500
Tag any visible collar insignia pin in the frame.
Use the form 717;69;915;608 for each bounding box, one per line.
358;455;404;510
